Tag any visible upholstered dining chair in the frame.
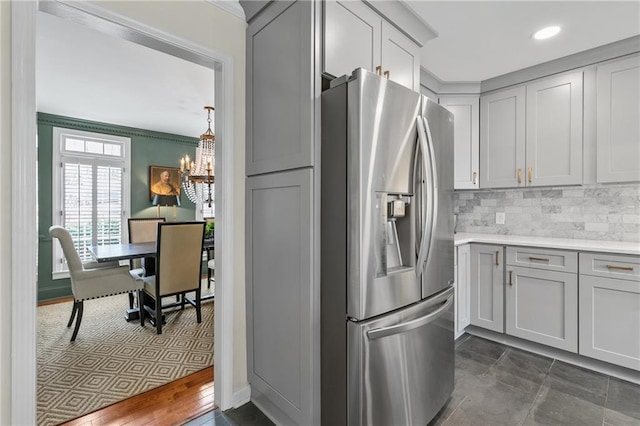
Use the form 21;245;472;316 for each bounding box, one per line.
127;217;166;308
49;226;143;342
131;221;205;334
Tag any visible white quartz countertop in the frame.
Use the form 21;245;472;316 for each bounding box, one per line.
454;233;640;256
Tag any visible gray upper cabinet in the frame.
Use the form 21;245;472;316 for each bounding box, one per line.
380;21;420;91
526;72;583;186
440;96;480;189
480;86;526;188
246;0;315;176
596;54;640;183
480;71;583;188
324;0;380;79
323;0;420;91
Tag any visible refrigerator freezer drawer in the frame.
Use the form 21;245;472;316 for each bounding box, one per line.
347;287;454;426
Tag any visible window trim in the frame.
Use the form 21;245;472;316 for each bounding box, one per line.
51;126;131;279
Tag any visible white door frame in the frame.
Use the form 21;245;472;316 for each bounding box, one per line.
11;2;236;423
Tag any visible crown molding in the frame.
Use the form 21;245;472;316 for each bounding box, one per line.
206;0;246;21
420;67;481;95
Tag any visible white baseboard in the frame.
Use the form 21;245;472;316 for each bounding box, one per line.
233;384;251;408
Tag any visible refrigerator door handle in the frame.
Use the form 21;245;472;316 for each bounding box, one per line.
415;117;433;276
367;293;454;340
422;115;439;268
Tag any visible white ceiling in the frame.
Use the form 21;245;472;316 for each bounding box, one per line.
36;1;640;136
36;11;215;139
406;0;640;82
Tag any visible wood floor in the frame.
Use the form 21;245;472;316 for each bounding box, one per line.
60;366;215;426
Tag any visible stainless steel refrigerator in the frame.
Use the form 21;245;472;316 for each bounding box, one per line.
321;68;455;426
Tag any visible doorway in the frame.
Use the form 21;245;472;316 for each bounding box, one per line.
11;2;238;423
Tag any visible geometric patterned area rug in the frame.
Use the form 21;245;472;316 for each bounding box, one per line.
36;293;214;426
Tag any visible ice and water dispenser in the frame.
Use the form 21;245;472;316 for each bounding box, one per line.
375;192;415;276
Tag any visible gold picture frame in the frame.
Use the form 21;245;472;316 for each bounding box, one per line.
149;165;181;201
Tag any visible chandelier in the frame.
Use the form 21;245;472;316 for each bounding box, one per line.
180;106;215;208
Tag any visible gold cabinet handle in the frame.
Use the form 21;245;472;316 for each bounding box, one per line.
375;65;382;76
528;167;533;183
606;265;634;271
384;70;390;79
529;256;550;262
495;251;500;266
472;172;478;185
517;168;522;184
509;270;513;286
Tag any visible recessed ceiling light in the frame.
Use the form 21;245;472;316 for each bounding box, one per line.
533;26;561;40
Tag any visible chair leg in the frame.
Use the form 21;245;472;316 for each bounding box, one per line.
180;292;185;310
207;266;212;289
128;291;135;309
155;296;162;335
70;301;83;342
139;290;145;327
67;301;78;327
196;288;202;323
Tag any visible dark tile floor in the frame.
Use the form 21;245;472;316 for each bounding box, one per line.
184;335;640;426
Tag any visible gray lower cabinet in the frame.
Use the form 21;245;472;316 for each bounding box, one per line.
505;266;578;352
469;244;504;333
455;244;471;338
579;252;640;370
505;246;578;352
246;0;315;176
596;54;640;183
246;168;316;425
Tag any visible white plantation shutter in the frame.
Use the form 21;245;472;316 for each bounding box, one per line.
53;127;130;275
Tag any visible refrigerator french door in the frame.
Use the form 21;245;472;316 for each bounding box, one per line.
321;68;454;426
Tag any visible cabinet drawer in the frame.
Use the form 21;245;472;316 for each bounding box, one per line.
579;252;640;282
506;246;577;273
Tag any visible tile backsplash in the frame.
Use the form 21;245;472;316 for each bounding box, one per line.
453;183;640;242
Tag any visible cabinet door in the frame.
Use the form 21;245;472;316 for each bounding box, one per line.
579;275;640;370
505;267;577;352
380;21;420;91
455;244;471;338
246;168;314;424
480;87;526;188
440;96;480;189
323;0;381;79
526;72;583;186
469;244;504;333
596;54;640;183
247;0;315;176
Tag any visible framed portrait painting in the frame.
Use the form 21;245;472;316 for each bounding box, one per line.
149;165;181;203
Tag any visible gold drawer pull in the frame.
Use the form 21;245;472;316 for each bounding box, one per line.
517;168;522;184
495;251;500;266
509;270;513;286
473;172;478;185
383;70;390;79
528;167;533;183
606;265;634;271
529;256;550;262
376;65;382;76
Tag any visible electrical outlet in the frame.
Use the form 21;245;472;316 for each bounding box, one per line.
496;212;506;225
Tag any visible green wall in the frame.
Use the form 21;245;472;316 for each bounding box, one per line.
37;113;199;301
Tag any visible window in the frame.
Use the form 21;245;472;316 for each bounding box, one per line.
196;184;215;220
52;127;131;277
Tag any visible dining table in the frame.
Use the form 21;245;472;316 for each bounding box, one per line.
89;238;215;321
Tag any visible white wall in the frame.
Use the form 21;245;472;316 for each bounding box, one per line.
0;1;248;421
0;1;11;423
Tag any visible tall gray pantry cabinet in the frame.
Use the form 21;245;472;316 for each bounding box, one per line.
245;1;320;425
242;1;433;424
